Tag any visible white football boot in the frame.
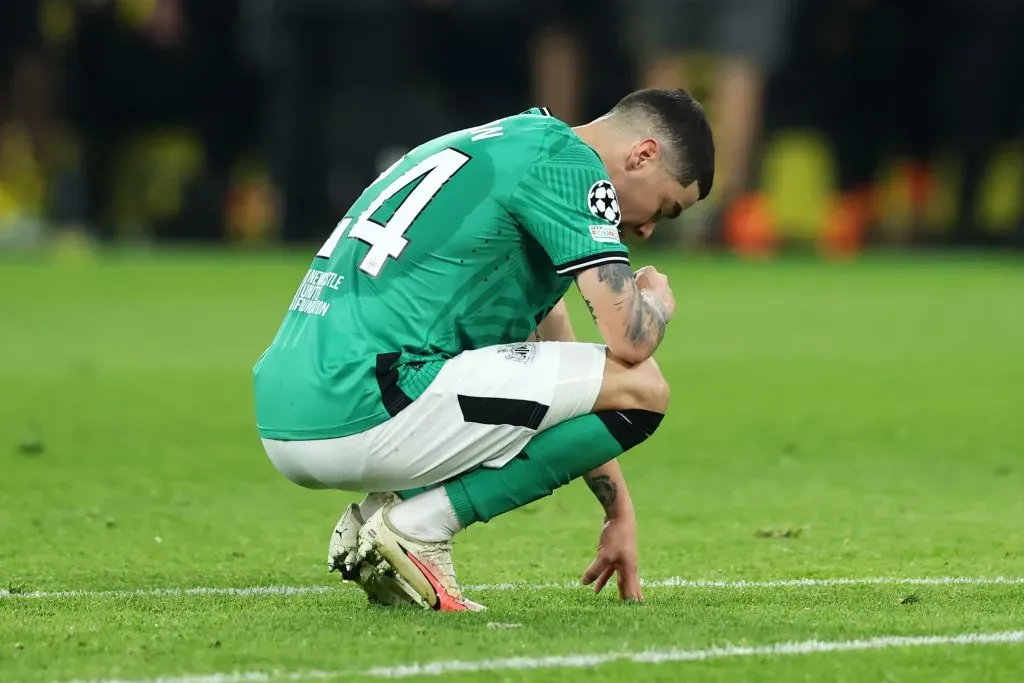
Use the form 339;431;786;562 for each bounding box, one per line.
327;496;416;606
356;506;485;612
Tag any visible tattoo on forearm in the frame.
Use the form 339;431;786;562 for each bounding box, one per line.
596;263;631;293
583;296;597;323
593;262;630;294
595;263;666;350
627;294;647;345
640;290;668;344
585;474;618;513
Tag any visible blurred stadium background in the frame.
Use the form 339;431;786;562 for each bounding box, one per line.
1;0;1022;256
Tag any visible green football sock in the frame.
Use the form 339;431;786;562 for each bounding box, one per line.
444;410;663;527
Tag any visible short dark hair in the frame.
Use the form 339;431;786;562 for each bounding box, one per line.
610;88;715;200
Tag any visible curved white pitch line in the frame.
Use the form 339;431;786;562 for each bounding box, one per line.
2;575;1023;600
65;630;1024;682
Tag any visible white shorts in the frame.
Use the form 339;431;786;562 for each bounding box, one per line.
261;342;607;492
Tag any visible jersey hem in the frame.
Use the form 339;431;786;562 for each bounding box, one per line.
256;413;389;442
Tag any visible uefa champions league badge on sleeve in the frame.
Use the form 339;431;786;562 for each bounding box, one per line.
587;180;621;226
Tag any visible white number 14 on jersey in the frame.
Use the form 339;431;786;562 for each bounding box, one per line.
316;148;470;277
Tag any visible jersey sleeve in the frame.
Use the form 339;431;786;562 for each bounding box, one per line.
508;141;630;277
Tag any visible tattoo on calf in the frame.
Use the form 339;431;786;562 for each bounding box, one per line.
585;474;618;513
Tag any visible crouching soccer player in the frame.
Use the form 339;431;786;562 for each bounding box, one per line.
253;88;714;611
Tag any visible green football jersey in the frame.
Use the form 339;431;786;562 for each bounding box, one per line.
254;108;630;440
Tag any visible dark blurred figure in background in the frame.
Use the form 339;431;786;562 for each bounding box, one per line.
0;0;63;240
266;0;634;243
636;0;793;246
526;0;635;126
266;0;455;243
779;0;1024;253
785;0;947;255
69;0;246;242
939;0;1024;245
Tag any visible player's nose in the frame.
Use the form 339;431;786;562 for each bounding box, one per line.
634;222;655;240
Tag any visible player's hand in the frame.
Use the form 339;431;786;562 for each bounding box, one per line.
580;516;645;602
634;266;675;321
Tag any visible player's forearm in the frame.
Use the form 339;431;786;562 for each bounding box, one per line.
625;289;669;359
581;264;667;365
529;299;576;342
583;459;635;521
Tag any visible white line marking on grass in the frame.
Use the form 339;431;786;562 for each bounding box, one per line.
3;576;1023;600
468;575;1024;591
364;631;1024;678
66;630;1024;682
0;585;337;600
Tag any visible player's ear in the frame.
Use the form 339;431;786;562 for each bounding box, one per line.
627;139;660;172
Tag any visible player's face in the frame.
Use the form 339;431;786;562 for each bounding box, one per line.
613;141;702;240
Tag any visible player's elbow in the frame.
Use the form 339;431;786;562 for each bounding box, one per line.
604;338;655;367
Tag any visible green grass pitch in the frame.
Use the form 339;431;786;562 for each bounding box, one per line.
1;250;1023;682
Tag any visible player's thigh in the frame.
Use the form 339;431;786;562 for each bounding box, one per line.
379;341;610;485
440;340;609;446
437;342;671;434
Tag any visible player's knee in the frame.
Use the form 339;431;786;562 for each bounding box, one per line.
645;359;671;414
598;353;671;415
624;358;670;415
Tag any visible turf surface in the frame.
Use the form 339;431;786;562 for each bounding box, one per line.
1;250;1023;681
